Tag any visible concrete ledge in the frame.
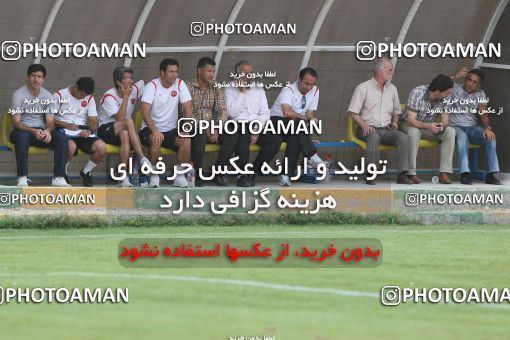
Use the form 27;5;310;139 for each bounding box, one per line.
1;183;509;224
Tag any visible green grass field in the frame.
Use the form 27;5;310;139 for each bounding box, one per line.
0;224;509;339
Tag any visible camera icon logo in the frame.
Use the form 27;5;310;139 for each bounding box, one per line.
381;285;401;306
356;41;377;61
190;22;205;37
2;41;22;61
404;193;419;207
178;118;197;137
0;193;11;206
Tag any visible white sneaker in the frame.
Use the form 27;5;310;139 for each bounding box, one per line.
149;175;160;188
173;174;188;188
17;176;28;187
279;175;291;186
52;177;71;187
118;177;133;188
308;154;324;168
140;157;154;173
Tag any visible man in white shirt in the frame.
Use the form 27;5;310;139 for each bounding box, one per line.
140;58;193;188
348;58;412;185
97;66;151;187
53;77;107;187
268;67;324;186
222;60;270;187
9;64;69;187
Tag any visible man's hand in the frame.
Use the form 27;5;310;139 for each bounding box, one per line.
150;130;164;146
35;129;45;140
250;134;259;145
79;129;92;138
41;129;52;143
361;123;375;137
454;66;469;80
389;122;398;130
119;83;132;98
483;127;495;141
429;123;443;135
67;123;79;131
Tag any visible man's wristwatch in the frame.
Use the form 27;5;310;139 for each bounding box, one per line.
485;126;492;130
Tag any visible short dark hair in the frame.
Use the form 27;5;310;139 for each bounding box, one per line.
160;58;179;72
76;77;95;95
113;66;133;87
429;74;454;92
27;64;46;78
298;67;318;80
468;69;485;83
197;57;215;70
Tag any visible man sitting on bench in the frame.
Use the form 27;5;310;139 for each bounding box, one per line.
348;58;412;185
97;66;152;187
399;74;456;184
9;64;69;187
53;77;107;187
449;68;501;185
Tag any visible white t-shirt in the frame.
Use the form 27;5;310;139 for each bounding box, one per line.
270;81;319;117
141;78;192;132
98;80;144;126
53;87;97;126
224;82;270;124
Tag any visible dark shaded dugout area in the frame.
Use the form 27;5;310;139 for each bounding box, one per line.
0;0;508;175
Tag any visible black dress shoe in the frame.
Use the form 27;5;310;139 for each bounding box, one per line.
460;172;473;185
485;172;501;185
247;174;256;187
365;179;376;185
236;175;250;187
214;174;228;186
396;172;412;184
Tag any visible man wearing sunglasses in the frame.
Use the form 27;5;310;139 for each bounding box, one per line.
265;67;323;186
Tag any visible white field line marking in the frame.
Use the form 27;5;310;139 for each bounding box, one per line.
1;271;509;310
0;271;377;298
51;272;380;298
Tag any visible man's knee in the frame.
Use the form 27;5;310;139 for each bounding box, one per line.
93;140;107;155
365;130;381;146
442;126;456;141
406;127;421;142
118;130;130;147
52;131;68;148
11;130;31;144
68;140;77;152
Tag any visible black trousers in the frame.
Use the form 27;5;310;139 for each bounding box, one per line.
10;128;68;177
284;127;317;176
253;116;316;176
215;121;252;170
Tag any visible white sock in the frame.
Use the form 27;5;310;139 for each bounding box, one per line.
83;160;97;174
140;156;150;165
310;154;323;164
